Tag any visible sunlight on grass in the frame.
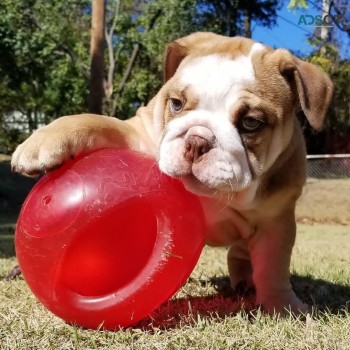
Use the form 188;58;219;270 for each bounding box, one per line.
1;173;349;349
1;223;350;349
296;179;350;224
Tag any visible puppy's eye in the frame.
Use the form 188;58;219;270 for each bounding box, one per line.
169;98;183;113
239;117;264;132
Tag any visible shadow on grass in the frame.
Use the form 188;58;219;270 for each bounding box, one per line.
0;158;34;259
0;225;16;258
0;159;35;216
136;275;350;330
137;290;255;330
291;274;350;314
209;275;350;316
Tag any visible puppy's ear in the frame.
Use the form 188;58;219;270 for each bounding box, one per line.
163;32;222;82
278;50;334;130
164;42;188;82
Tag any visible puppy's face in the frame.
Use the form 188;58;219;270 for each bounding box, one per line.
155;34;333;200
157;39;292;198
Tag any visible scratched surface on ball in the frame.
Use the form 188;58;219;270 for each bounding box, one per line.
15;148;205;330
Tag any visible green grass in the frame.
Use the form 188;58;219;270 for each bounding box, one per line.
1;225;350;349
1;156;350;349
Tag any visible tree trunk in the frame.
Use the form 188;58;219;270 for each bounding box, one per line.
88;0;105;114
226;2;238;37
244;8;252;38
320;0;331;56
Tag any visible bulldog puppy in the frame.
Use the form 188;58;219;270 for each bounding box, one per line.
12;32;333;315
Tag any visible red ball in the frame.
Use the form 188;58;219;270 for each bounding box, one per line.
15;148;205;329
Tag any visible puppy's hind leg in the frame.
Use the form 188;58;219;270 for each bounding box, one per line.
227;240;254;293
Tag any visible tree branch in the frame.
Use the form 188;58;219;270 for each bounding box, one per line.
26;11;79;63
105;0;121;98
112;8;162;113
329;0;350;35
117;43;139;95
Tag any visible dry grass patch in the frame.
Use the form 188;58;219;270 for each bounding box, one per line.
296;178;350;224
1;157;350;349
1;225;350;349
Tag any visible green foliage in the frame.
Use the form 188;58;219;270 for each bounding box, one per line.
328;59;350;131
0;0;283;151
287;0;308;10
139;0;198;59
0;128;27;154
105;0;200;118
0;0;90;152
108;0;282;118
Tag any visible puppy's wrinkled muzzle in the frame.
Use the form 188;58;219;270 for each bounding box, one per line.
158;112;252;194
184;126;215;163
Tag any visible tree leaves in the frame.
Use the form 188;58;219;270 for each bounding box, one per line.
0;0;90;135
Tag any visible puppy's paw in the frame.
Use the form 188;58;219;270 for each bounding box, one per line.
11;120;94;177
257;291;309;316
228;258;254;291
11;128;72;176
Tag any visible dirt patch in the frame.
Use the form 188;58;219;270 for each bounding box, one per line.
296;178;350;225
0;154;11;162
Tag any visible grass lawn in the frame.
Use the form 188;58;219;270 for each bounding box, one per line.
1;157;350;349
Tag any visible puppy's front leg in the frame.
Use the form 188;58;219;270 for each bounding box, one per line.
11;114;155;177
248;213;308;315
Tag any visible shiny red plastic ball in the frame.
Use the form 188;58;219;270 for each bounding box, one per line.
15;148;205;330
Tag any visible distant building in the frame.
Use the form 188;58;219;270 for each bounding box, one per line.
3;111;47;133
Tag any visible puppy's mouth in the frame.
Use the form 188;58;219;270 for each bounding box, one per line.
158;114;252;196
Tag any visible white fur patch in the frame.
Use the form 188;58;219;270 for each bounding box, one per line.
158;44;265;198
179;43;264;111
250;42;265;56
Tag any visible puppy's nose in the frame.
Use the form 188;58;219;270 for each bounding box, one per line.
184;135;212;163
